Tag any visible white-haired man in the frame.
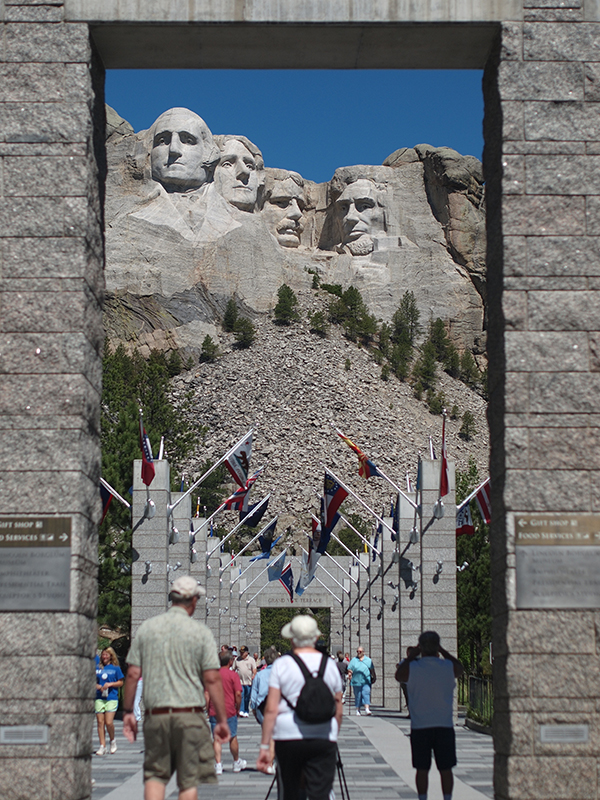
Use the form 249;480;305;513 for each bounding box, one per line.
395;631;464;800
122;576;229;800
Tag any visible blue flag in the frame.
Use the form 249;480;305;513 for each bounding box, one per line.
279;564;294;602
391;493;400;541
240;497;270;528
267;551;286;582
100;483;113;523
249;519;281;561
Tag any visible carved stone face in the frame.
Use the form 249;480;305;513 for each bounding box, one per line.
262;178;306;247
150;108;215;192
214;139;260;211
336;179;386;255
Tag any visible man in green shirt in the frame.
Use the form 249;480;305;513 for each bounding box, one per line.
123;576;230;800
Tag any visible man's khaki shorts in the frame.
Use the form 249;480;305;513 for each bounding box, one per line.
143;711;216;790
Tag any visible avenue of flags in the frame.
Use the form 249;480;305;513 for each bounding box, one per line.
102;409;491;605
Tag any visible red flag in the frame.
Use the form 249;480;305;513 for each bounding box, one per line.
139;417;155;486
456;504;474;536
439;415;449;498
475;478;491;523
337;431;381;480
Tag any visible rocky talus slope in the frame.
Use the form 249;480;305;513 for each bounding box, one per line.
170;288;488;546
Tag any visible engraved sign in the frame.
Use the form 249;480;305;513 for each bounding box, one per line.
0;517;71;611
515;514;600;609
0;725;49;745
539;724;589;744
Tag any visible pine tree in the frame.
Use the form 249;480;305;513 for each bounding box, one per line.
392;290;421;346
460;410;476;439
223;298;238;332
200;335;219;363
234;316;256;348
412;339;437;391
460;350;481;388
429;318;450;362
444;342;461;378
379;323;391;358
308;310;329;337
274;283;300;324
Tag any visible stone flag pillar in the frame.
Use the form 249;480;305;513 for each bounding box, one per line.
485;13;600;800
0;8;104;800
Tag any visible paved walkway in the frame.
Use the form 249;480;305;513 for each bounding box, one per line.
92;709;493;800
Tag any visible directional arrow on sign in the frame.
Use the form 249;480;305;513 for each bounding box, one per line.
59;533;68;542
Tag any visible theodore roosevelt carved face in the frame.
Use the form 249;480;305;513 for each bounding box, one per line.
150;108;217;192
262;171;306;247
335;179;386;255
213;136;264;212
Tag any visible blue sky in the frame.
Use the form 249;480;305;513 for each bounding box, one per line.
106;70;484;184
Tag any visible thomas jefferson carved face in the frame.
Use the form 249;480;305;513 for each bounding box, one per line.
262;175;306;247
150;108;216;192
335;179;386;255
214;139;262;212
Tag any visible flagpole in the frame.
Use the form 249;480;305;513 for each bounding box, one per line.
312;501;381;557
206;495;270;561
456;478;490;512
319;554;352;593
331;424;418;510
328;530;370;572
99;477;131;509
434;410;448;517
245;580;270;606
230;517;280;586
221;514;278;575
168;428;253;515
240;551;285;596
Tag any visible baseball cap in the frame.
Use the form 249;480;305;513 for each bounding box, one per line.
281;615;321;641
170;575;205;599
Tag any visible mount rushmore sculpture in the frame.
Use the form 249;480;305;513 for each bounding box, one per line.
104;107;486;356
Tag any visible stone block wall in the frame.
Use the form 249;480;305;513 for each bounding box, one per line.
0;3;102;799
485;5;600;799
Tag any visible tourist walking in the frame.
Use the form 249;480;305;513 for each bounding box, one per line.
250;646;279;774
95;647;124;755
234;645;257;716
256;616;343;800
348;646;374;715
335;651;349;704
122;576;230;800
395;631;464;800
207;650;246;774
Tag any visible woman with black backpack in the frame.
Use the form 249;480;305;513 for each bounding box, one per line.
256;616;343;800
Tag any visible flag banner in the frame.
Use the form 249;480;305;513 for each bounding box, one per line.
429;436;436;460
279;564;294;602
322;473;348;534
296;539;321;594
240;496;270;528
225;432;252;487
439;416;450;498
337;431;382;480
391;493;400;541
100;483;113;523
416;457;422;493
456;504;475;536
209;519;214;537
222;468;263;512
139;417;155;486
373;522;381;561
189;520;196;545
249;519;281;561
475;478;492;523
180;474;185;492
267;550;286;582
317;495;340;554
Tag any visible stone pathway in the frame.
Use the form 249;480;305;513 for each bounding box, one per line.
91;709;493;800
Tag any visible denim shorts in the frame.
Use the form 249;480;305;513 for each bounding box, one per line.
210;714;238;738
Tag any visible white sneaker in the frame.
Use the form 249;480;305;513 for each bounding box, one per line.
233;758;247;772
364;708;372;716
110;740;117;754
96;745;106;756
215;762;223;775
266;765;276;775
355;710;361;716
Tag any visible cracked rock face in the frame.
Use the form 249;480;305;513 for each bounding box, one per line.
104;106;486;358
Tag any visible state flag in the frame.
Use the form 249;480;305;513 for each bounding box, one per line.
279;564;294;602
337;431;382;480
475;479;492;524
225;433;252;487
139;417;155;486
439;415;450;498
267;550;286;582
456;504;475;536
100;483;113;523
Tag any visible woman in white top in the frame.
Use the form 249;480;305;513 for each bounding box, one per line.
256;616;343;800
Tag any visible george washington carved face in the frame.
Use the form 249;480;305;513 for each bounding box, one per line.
150;108;217;192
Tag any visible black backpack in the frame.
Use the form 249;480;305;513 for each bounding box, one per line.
281;652;336;724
